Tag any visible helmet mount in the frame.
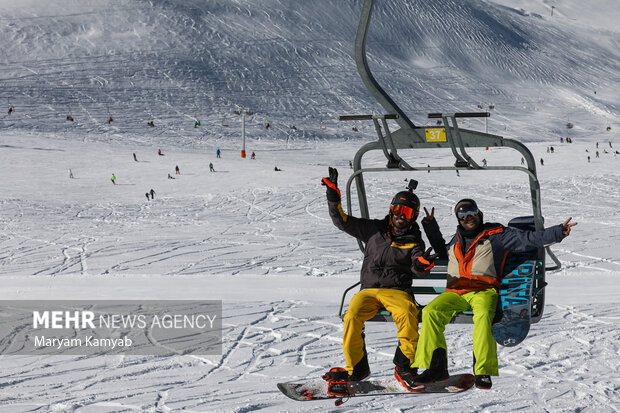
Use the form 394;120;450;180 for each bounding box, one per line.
407;179;418;192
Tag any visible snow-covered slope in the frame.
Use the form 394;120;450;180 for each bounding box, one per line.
0;0;619;411
1;0;618;141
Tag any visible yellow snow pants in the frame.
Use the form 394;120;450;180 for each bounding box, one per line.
343;288;419;374
413;289;499;376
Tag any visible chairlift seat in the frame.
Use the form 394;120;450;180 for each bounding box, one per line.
339;217;546;325
335;0;559;337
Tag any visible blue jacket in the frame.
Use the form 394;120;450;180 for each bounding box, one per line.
426;219;565;295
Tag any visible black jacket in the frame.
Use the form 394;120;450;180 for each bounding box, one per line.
328;201;431;290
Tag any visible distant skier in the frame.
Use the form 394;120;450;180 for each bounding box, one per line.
540;158;544;166
209;162;215;172
111;173;116;185
108;116;113;124
8;106;14;115
69;169;74;179
133;153;138;162
482;158;487;167
274;166;282;171
148;121;155;127
587;156;591;163
216;148;221;158
158;149;164;156
251;152;256;159
349;160;353;169
195;120;201;128
596;151;600;158
150;189;155;199
145;192;150;201
168;173;175;179
175;165;180;175
67;115;74;122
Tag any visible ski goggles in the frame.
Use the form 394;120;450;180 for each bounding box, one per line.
391;204;416;219
456;204;479;220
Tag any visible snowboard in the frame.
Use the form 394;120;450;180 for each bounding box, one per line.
492;252;536;347
277;373;475;403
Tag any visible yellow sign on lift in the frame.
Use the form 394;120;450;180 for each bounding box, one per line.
425;128;446;142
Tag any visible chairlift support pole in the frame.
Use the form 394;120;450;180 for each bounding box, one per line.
349;0;556;241
336;0;563;324
242;111;246;158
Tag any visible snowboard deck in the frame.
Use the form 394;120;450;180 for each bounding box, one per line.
277;373;475;402
492;252;536;347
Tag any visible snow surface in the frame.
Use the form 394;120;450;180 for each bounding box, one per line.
0;0;619;411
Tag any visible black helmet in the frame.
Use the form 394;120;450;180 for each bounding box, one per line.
390;191;420;221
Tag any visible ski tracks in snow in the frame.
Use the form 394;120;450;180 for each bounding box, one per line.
0;301;618;411
498;303;620;412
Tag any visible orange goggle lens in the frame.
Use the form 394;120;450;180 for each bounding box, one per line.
391;204;416;219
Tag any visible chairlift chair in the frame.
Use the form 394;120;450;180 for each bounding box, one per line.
337;0;561;328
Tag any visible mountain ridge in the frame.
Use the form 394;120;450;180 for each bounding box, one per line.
1;0;618;142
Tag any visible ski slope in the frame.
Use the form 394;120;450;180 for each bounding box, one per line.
0;0;619;411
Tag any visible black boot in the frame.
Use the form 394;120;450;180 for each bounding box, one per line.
349;353;370;381
322;354;370;384
475;375;492;389
322;358;370;397
414;348;449;384
394;366;419;391
393;346;411;369
393;346;419;391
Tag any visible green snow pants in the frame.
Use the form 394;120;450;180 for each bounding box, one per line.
413;289;499;376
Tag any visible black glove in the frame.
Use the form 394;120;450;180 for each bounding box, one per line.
414;247;438;272
321;167;341;202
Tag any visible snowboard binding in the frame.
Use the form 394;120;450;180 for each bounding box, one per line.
322;367;350;397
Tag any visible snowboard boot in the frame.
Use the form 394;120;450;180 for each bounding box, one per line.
414;348;449;385
394;366;420;392
475;375;492;389
349;353;370;381
393;346;420;391
322;367;349;382
323;367;350;396
322;358;370;397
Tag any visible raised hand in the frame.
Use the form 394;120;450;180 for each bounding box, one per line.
561;217;577;236
421;207;435;225
321;167;341;202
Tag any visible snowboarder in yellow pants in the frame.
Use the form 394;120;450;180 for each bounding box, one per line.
343;288;420;376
